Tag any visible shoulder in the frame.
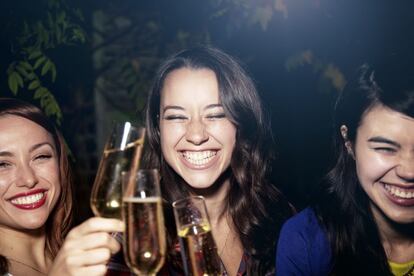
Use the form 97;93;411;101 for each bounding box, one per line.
280;207;321;234
276;207;332;275
277;207;326;252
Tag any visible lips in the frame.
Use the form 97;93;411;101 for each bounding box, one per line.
383;183;414;207
8;189;48;210
180;150;218;168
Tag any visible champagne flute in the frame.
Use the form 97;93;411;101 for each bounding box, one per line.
122;169;166;275
90;122;145;219
172;196;222;276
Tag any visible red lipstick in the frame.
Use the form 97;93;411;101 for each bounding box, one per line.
9;189;47;210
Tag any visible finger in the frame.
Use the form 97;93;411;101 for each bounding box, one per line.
75;264;107;276
63;232;121;254
67;218;124;239
66;248;113;267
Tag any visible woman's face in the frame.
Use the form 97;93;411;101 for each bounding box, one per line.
159;67;236;190
353;105;414;224
0;115;61;230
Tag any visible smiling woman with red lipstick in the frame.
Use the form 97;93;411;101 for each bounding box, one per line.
276;61;414;276
0;98;124;276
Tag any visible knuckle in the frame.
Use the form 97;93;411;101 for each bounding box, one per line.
97;232;111;244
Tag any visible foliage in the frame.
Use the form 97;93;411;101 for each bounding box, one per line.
91;0;293;126
210;0;288;31
6;0;86;125
285;50;346;93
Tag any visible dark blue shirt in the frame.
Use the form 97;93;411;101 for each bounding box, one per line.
275;208;332;276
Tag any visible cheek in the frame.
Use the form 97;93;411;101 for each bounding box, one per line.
160;124;185;148
0;173;12;191
355;153;393;183
38;161;61;189
210;123;236;148
160;125;179;165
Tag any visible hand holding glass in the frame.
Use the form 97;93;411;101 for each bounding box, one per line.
122;169;166;275
173;196;222;276
90;122;145;218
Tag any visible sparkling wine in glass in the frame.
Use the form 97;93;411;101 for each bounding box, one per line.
173;196;222;276
122;169;166;276
90;122;145;219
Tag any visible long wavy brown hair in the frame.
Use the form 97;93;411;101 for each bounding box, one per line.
0;98;73;273
145;46;293;275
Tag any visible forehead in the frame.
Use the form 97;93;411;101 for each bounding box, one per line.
0;115;54;146
160;68;220;107
358;105;414;137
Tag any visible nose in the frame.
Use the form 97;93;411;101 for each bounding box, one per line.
185;118;209;145
16;164;39;188
396;153;414;182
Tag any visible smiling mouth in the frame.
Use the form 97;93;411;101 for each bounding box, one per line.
181;150;217;166
384;184;414;199
11;192;45;205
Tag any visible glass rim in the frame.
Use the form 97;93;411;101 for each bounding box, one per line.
107;122;146;150
172;195;205;208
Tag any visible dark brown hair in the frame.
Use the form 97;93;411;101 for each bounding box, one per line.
145;46;293;274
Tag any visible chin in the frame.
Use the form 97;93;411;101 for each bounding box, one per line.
389;214;414;225
20;216;49;230
184;175;219;188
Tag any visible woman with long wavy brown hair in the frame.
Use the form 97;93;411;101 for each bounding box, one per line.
0;98;124;276
144;46;293;275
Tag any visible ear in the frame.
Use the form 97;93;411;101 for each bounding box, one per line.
340;125;355;158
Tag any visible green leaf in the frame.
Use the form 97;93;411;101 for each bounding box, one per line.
8;72;19;95
72;28;86;43
15;72;24;88
16;64;30;79
34;56;46;69
50;63;57;82
20;61;33;71
27;72;36;80
57;11;66;24
34;87;48;99
28;50;42;60
28;80;40;90
41;59;52;76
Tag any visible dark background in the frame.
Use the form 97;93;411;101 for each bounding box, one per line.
1;0;413;223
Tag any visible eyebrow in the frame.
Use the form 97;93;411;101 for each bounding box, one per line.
368;136;400;147
162;105;184;114
162;104;223;113
204;104;223;110
0;142;54;157
0;151;13;157
30;142;54;152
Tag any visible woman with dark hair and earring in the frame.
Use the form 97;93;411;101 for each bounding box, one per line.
107;45;293;275
276;62;414;275
0;98;124;276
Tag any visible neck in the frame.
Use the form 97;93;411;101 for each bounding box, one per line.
0;225;49;273
371;204;414;263
189;176;230;225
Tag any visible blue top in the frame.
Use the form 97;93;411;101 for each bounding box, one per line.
275;207;332;276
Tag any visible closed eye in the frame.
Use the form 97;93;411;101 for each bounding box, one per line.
374;147;397;154
0;161;11;169
164;115;188;121
205;113;226;120
35;154;52;161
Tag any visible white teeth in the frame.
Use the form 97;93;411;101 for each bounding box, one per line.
11;192;45;205
182;150;217;166
384;184;414;199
